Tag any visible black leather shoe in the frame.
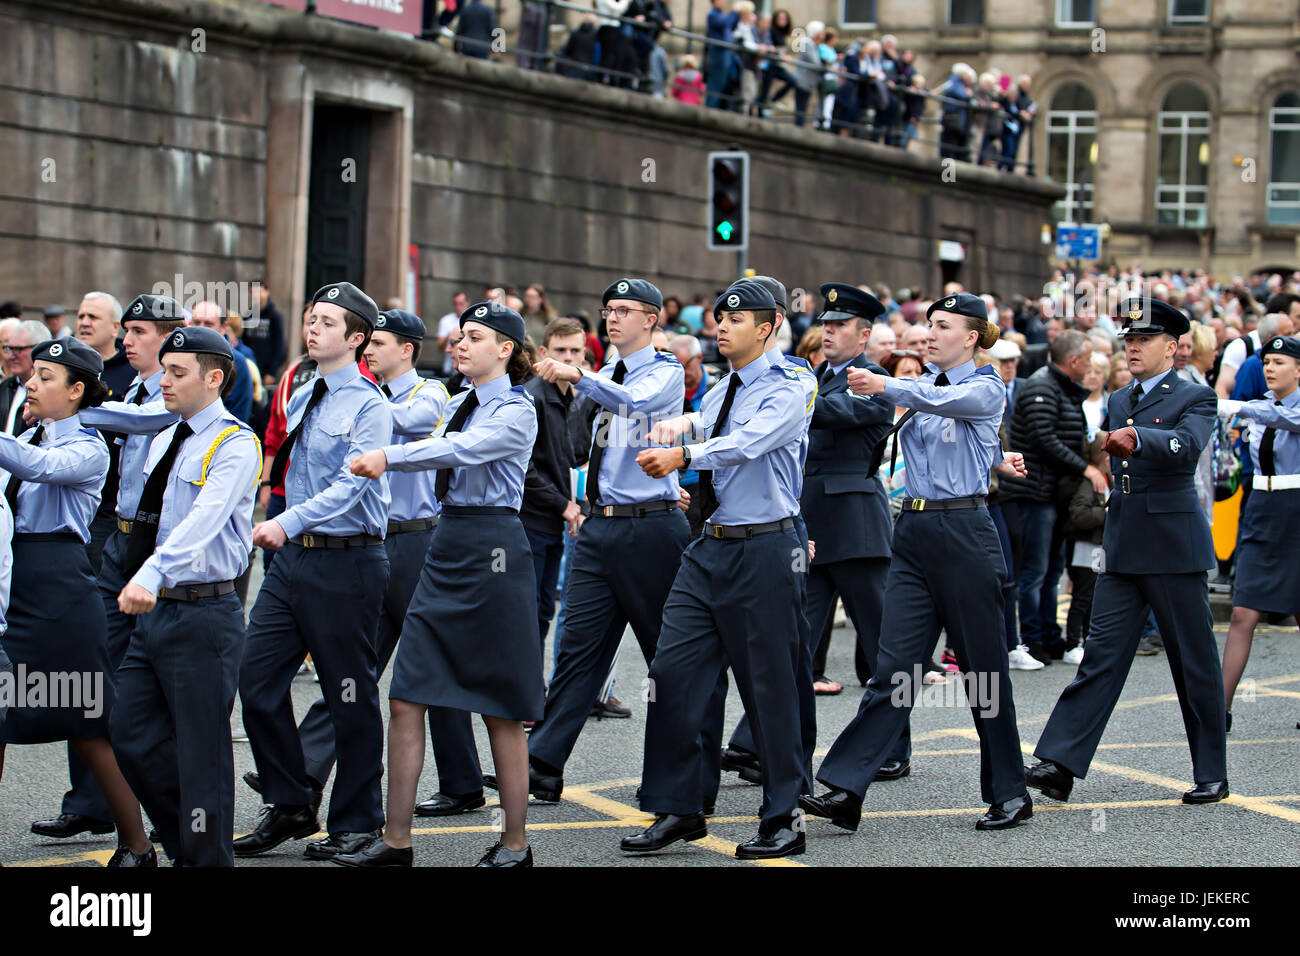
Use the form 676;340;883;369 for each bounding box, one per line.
331;837;413;867
414;791;486;816
106;844;158;868
483;765;562;803
303;828;381;860
874;758;911;781
1024;760;1073;802
797;789;861;832
590;695;632;719
476;842;534;866
31;813;114;839
735;819;805;859
720;745;759;774
976;793;1033;830
620;813;707;852
1182;780;1229;804
232;805;320;857
703;801;716;817
242;771;323;813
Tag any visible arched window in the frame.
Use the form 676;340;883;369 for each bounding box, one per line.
1047;83;1097;223
1155;84;1210;227
1268;91;1300;225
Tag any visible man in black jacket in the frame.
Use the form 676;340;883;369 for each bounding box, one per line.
522;318;587;662
1000;330;1107;663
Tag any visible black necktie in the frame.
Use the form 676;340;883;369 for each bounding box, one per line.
122;422;193;580
819;362;835;386
585;361;626;506
381;384;393;399
877;372;949;477
1129;382;1144;410
268;378;328;490
4;425;44;514
696;372;743;521
132;381;148;405
435;390;480;501
1259;399;1283;477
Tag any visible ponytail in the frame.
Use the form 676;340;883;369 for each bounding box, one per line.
978;321;1001;350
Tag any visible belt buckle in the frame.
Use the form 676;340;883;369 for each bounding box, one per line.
188;587;200;601
710;524;725;539
601;505;615;517
1121;475;1130;495
913;498;926;511
302;534;315;548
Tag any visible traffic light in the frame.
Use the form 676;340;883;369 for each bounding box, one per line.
708;151;749;251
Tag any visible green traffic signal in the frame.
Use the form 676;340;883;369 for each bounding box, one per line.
716;220;734;241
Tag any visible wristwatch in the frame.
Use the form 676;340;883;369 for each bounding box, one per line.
680;445;692;467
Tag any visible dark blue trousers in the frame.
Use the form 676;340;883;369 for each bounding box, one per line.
296;528;482;797
1035;570;1226;782
701;515;813;805
110;592;245;866
528;509;689;772
524;525;565;662
817;508;1026;806
239;542;388;834
642;527;805;825
62;529;137;822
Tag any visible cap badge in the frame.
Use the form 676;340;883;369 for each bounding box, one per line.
48;343;63;357
173;332;185;347
726;293;740;309
132;301;144;315
828;289;838;303
377;315;387;327
326;287;340;300
474;305;488;318
616;280;629;294
1275;338;1284;349
1128;309;1143;321
945;297;956;308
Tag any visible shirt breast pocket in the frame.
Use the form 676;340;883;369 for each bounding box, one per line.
310;415;353;468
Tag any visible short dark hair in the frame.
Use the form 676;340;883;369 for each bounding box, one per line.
1265;292;1300;315
124;317;186;338
343;311;372;362
543;317;585;347
406;337;423;364
751;308;776;340
196;352;238;400
65;367;109;409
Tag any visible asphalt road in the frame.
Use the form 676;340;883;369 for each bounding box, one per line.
4;563;1298;868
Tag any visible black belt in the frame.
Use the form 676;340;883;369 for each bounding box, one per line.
900;495;987;512
439;506;518;516
116;517;135;534
13;532;80;543
1117;474;1195;495
157;580;236;602
387;516;439;535
291;533;384;549
704;516;795;539
590;500;677;518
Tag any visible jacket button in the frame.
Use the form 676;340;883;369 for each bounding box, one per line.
1122;461;1129;468
1126;419;1134;425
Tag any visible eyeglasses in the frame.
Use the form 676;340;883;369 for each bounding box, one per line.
2;345;31;355
600;306;655;320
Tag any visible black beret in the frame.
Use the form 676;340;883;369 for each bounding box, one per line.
602;278;663;310
714;282;776;314
460;300;526;350
818;282;885;323
159;325;234;361
32;338;103;376
123;293;185;323
1115;297;1189;339
746;275;788;311
1261;334;1300;361
927;292;990;324
376;309;426;341
311;281;380;328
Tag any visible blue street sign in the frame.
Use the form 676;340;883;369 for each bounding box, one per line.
1055;224;1101;260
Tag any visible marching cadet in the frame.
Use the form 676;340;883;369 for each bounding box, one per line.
801;293;1033;833
337;300;541;867
31;293;185;843
1217;335;1300;730
260;308;486;829
0;338;154;866
517;278;688;804
626;281;808;859
1026;298;1229;805
107;326;260;867
235;282;393;858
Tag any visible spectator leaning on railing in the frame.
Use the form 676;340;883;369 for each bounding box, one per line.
937;62;976;161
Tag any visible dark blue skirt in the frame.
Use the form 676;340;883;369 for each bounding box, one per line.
0;536;114;744
1233;487;1300;614
391;510;544;721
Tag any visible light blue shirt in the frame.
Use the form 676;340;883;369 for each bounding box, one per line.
684;351;806;526
77;369;174;518
276;363;393;539
129;399;260;594
0;497;11;634
880;359;1003;500
767;342;817;496
384;369;450;522
0;414;110;541
574;343;683;506
1238;388;1300;475
383;373;537;511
